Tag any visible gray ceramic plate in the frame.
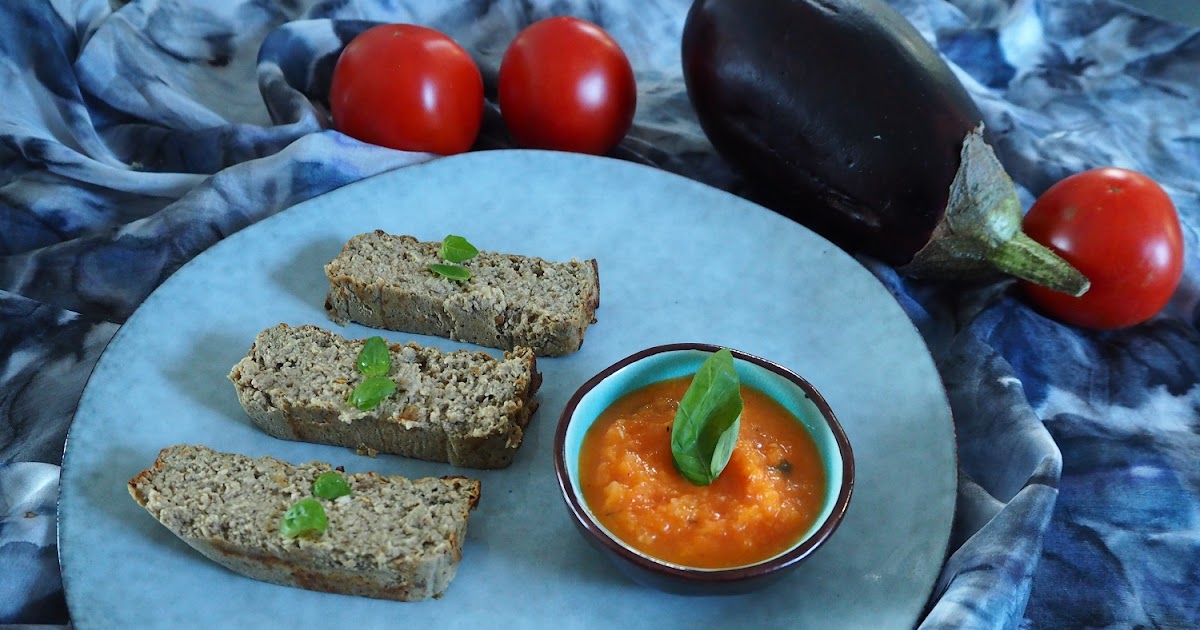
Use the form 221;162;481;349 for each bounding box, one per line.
59;150;956;629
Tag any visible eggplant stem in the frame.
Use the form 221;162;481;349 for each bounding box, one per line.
990;231;1090;297
901;126;1090;296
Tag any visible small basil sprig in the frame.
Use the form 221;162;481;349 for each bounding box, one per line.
439;235;479;263
428;263;471;282
347;336;396;411
312;471;352;500
281;471;354;539
429;234;479;281
280;498;327;539
670;348;745;486
356;336;391;376
348;376;396;410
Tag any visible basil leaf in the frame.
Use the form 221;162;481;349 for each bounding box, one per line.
428;263;471;282
439;235;479;263
347;375;397;410
356;336;391;377
671;348;744;486
709;417;741;480
312;471;352;500
280;498;327;539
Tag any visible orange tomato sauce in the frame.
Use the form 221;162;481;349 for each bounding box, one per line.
579;376;826;569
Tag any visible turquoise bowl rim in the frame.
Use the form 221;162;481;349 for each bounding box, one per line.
553;343;855;582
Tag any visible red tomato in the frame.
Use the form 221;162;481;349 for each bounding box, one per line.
499;16;637;155
1021;167;1184;329
330;24;483;155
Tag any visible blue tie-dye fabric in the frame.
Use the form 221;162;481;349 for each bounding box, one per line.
1;0;1196;627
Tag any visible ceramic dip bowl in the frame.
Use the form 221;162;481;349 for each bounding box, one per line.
554;343;854;595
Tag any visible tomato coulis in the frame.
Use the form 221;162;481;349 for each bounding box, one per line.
579;376;826;569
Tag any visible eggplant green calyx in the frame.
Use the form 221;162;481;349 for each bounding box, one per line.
899;126;1090;297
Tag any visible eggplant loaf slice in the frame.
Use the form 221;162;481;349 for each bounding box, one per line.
128;444;481;601
229;323;541;469
323;231;600;357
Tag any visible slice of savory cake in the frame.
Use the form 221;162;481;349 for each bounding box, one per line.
128;444;481;601
228;323;541;469
324;231;600;356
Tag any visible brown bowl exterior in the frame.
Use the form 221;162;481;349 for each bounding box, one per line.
553;343;855;595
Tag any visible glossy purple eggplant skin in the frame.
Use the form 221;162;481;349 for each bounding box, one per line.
682;0;984;265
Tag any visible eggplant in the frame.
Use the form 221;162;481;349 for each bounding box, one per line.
681;0;1088;295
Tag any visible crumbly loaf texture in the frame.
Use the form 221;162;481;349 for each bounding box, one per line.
229;323;541;469
323;231;600;357
128;444;481;601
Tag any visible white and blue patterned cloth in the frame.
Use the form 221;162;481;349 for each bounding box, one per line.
2;0;1197;627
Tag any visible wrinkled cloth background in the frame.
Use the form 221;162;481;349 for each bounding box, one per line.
2;0;1197;627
